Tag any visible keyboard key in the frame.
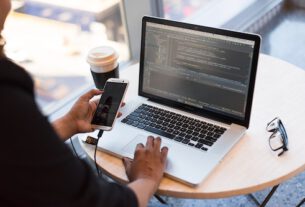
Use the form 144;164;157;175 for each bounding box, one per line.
150;123;156;128
153;115;160;119
163;122;169;127
121;118;128;123
173;130;179;135
161;126;167;131
201;147;208;151
126;120;134;125
143;121;150;126
174;137;183;142
194;127;201;132
169;124;174;128
199;133;206;139
164;118;171;122
215;129;225;134
192;132;199;136
137;124;146;129
182;124;188;128
202;139;213;146
195;143;203;148
186;130;193;134
195;123;202;127
188;143;195;146
185;134;192;139
127;115;137;121
191;137;199;141
170;120;177;124
144;126;175;139
201;130;208;134
182;139;190;144
180;128;187;132
206;136;217;142
213;133;221;139
132;122;139;127
198;139;213;146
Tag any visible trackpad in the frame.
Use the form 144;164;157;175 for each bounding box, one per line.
122;135;146;157
122;134;172;158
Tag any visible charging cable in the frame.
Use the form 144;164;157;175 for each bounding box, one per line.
94;130;104;177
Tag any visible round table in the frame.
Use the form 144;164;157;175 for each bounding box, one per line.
79;54;305;199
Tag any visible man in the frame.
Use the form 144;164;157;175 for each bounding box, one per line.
0;0;168;206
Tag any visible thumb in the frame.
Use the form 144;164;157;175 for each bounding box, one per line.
80;89;102;102
122;157;132;172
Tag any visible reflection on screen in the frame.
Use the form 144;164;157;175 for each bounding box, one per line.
142;22;255;120
91;82;127;127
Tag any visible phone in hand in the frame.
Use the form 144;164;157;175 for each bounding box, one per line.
91;78;129;131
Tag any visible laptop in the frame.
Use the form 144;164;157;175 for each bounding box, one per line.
87;16;261;186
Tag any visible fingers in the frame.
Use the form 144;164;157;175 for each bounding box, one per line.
161;147;169;163
154;137;161;152
80;89;103;102
122;157;132;175
136;143;144;151
146;136;154;150
117;112;122;118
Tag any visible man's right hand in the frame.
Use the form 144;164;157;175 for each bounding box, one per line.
123;136;168;193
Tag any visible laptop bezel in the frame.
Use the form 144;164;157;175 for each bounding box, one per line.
138;16;261;128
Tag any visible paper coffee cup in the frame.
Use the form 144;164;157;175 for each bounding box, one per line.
87;46;119;73
87;46;119;89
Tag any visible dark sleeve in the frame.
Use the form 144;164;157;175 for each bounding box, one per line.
0;83;138;207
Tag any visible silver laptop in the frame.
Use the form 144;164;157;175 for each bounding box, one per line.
89;16;261;186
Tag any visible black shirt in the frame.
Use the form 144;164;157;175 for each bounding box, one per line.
0;58;138;207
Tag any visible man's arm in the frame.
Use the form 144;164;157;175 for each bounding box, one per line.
1;84;138;207
123;137;169;207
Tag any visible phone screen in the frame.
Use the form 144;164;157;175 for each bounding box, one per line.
91;81;128;127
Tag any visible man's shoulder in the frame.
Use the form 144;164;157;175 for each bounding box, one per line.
0;57;34;95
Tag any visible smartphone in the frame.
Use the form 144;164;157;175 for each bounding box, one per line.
91;78;129;131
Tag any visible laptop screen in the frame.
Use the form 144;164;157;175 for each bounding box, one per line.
139;17;260;127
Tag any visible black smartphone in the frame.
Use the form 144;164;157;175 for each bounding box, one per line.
91;78;129;131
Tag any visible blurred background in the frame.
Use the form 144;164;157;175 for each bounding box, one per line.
3;0;305;115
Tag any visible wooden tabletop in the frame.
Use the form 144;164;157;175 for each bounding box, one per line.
79;54;305;198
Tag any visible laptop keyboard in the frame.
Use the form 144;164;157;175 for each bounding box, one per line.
121;104;227;151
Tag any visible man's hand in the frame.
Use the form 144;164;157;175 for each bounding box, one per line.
123;136;168;193
67;89;103;133
52;89;124;141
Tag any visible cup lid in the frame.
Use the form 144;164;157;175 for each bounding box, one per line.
87;46;118;67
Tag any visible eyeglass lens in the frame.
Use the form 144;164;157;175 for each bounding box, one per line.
267;117;288;156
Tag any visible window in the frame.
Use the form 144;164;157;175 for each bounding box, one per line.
124;0;283;62
4;0;129;115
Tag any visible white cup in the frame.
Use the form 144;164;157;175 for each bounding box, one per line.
87;46;119;89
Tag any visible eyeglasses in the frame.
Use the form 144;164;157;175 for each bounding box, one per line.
266;117;288;156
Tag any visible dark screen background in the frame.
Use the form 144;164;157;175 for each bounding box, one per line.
91;82;127;127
